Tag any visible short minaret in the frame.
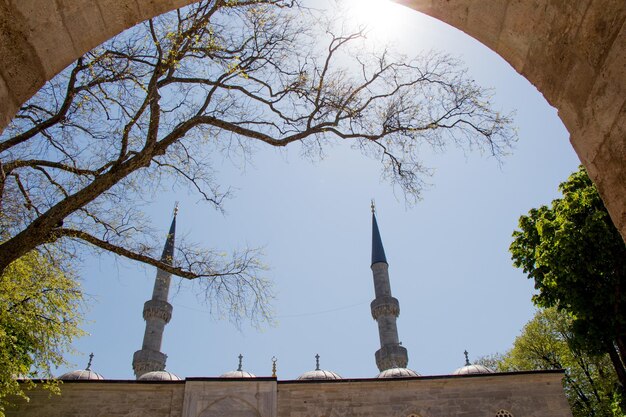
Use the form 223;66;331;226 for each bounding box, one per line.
370;202;408;371
132;206;178;379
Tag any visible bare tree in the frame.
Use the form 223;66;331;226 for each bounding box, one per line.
0;0;514;322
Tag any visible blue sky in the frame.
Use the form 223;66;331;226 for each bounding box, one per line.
57;0;580;380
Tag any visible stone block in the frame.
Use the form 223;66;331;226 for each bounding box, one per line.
0;1;47;110
584;20;626;140
135;0;190;22
496;0;540;72
464;1;508;49
55;1;108;56
96;0;141;33
575;0;626;70
522;2;588;109
10;0;78;79
555;58;595;131
571;21;625;176
428;1;470;30
588;109;626;237
0;73;18;131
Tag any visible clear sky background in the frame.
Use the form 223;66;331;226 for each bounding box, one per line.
56;0;581;380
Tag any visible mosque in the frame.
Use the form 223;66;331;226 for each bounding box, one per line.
9;206;573;417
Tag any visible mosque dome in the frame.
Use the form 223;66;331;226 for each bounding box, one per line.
137;370;181;381
220;355;257;378
220;370;257;378
297;369;343;380
296;354;342;381
452;364;495;375
59;353;104;380
376;367;419;378
452;350;495;375
59;369;104;381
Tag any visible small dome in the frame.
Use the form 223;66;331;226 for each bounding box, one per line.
452;364;495;375
220;370;257;378
297;369;342;380
376;367;419;378
452;350;495;375
297;354;342;380
59;369;104;381
138;370;181;381
59;353;104;380
220;354;256;378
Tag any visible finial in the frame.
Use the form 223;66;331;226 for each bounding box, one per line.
237;354;243;372
173;201;179;217
371;199;376;214
464;350;470;366
86;353;94;371
271;356;277;378
315;354;320;371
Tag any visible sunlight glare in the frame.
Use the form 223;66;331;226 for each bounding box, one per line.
342;0;409;38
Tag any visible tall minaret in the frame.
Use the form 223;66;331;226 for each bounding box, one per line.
370;202;408;371
132;206;178;378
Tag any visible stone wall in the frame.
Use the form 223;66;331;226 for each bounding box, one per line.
6;381;185;417
278;372;572;417
7;372;572;417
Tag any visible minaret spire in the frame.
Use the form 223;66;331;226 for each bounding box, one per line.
132;206;178;378
369;203;408;371
371;200;387;265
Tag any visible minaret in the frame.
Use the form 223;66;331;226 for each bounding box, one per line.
370;202;408;371
132;206;178;378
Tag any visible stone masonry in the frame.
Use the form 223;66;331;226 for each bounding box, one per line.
8;371;573;417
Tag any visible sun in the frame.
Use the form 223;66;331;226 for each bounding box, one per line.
341;0;409;37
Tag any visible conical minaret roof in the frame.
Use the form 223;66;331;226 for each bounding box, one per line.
160;207;177;264
371;202;388;266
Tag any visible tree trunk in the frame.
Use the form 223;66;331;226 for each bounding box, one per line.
617;337;626;372
608;342;626;396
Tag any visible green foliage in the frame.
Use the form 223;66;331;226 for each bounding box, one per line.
481;308;621;417
510;166;626;382
0;251;85;416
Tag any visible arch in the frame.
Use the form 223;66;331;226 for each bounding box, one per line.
0;1;623;239
198;396;261;417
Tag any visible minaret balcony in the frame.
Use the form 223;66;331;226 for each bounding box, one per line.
370;296;400;319
132;349;167;377
143;299;173;323
375;344;408;371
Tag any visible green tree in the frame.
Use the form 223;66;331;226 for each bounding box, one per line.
510;166;626;393
478;308;622;417
0;251;85;416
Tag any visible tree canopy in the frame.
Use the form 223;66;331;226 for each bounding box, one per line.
510;166;626;393
478;307;623;417
0;251;84;416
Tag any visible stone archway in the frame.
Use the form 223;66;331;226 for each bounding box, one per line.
0;0;623;239
198;396;262;417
